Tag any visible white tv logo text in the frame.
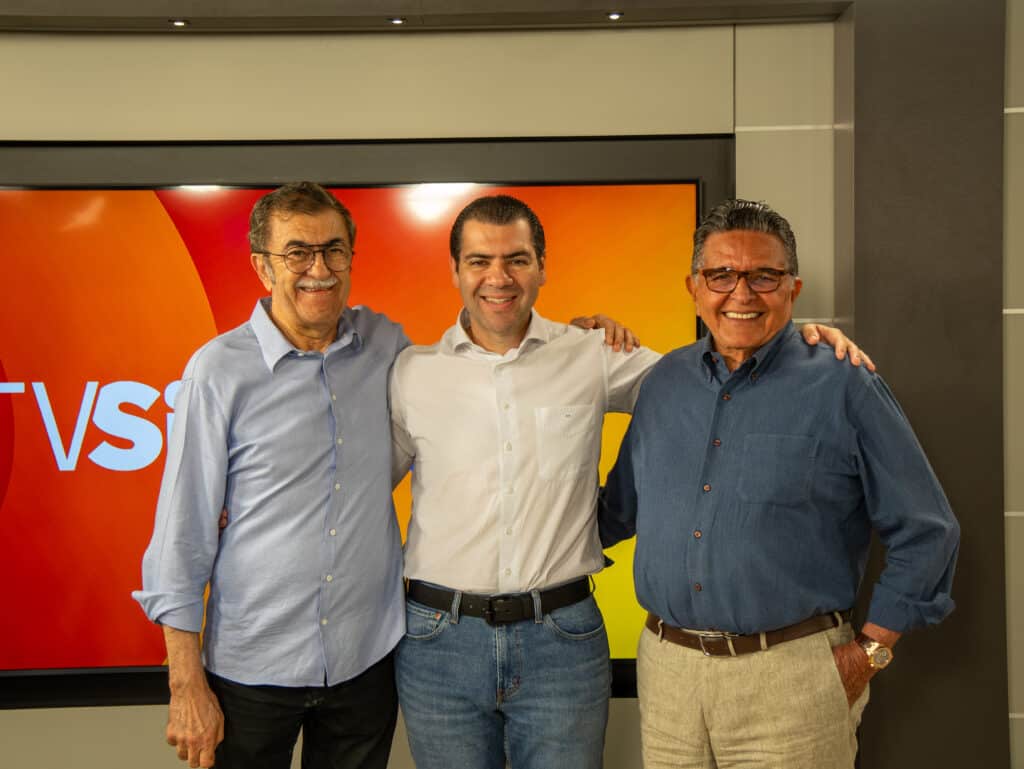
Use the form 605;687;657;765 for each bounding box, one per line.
0;380;180;472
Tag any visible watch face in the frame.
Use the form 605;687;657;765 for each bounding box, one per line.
872;647;892;667
857;635;894;669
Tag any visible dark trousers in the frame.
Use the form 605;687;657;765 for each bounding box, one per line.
206;653;398;769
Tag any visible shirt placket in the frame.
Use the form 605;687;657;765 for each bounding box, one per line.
319;352;342;670
689;366;746;627
494;360;519;593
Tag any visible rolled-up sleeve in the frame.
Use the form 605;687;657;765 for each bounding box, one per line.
852;375;960;632
131;375;228;632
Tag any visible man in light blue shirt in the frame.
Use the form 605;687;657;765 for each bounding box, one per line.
134;183;408;769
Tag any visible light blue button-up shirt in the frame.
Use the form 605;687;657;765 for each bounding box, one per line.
133;298;409;686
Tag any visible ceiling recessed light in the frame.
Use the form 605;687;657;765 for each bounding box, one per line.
389;17;405;25
170;19;188;27
607;12;623;21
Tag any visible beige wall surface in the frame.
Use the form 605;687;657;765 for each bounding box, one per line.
734;23;836;324
0;703;641;769
0;28;732;141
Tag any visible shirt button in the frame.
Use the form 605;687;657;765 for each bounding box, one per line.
694;583;703;592
504;441;512;452
703;484;711;492
325;574;333;582
722;393;731;401
505;487;515;495
712;439;721;447
504;568;512;576
694;530;702;539
337;438;344;446
331;394;337;401
321;618;328;625
329;528;337;536
503;403;511;410
505;527;513;535
334;483;341;491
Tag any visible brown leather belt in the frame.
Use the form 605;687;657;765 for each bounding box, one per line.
646;609;852;657
408;578;590;626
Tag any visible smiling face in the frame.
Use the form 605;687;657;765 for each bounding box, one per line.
686;229;802;370
450;217;546;354
251;209;352;352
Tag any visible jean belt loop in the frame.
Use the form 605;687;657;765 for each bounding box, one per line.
759;631;768;651
657;617;664;642
832;610;843;627
450;591;462;624
530;589;544;624
726;637;737;656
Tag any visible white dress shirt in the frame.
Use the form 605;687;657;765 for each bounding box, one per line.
390;310;661;594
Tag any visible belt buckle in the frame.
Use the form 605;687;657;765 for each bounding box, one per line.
696;630;737;657
484;596;521;626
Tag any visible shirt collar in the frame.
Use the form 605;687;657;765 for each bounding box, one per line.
700;321;796;382
250;297;360;372
445;308;551;356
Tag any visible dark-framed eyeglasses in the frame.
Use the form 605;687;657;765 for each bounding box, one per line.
698;267;793;294
261;242;353;274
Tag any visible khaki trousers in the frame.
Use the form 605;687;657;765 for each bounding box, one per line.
637;621;869;769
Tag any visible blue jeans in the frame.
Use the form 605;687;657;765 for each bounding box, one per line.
395;591;611;769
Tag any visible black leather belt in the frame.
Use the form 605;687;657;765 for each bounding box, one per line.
646;609;852;656
407;578;590;625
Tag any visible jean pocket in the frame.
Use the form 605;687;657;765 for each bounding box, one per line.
543;596;606;641
405;600;449;641
737;433;818;506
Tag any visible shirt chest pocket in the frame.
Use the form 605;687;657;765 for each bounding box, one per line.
535;404;600;481
737;433;818;506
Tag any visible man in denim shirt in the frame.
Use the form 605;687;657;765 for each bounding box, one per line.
600;199;960;769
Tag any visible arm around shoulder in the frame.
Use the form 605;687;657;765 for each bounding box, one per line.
388;350;415;488
599;420;642;549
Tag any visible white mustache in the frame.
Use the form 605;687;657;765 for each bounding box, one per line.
296;277;339;290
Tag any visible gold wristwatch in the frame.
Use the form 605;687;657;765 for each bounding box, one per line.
855;632;894;670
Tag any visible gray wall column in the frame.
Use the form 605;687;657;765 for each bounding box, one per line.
851;0;1007;766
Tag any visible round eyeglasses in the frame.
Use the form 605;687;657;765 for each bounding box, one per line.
699;267;793;294
261;242;353;274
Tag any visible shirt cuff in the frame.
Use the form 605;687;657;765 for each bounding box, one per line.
866;583;956;634
131;590;205;633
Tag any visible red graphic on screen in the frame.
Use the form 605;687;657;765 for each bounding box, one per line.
0;360;14;513
0;184;695;670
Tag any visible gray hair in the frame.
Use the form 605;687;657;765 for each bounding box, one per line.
691;199;798;275
248;182;356;254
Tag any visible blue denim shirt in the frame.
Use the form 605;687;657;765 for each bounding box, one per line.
133;298;409;686
600;323;959;635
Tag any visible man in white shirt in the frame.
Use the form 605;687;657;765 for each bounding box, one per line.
389;194;866;769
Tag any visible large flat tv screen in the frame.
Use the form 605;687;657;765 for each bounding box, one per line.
0;137;733;705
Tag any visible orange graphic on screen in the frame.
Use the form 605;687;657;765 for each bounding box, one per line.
0;184;696;669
